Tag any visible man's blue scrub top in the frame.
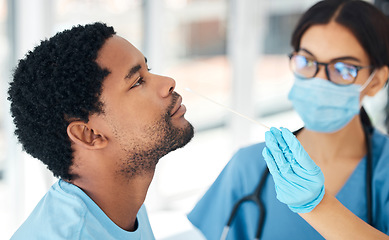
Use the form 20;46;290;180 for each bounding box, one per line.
11;180;155;240
188;128;389;240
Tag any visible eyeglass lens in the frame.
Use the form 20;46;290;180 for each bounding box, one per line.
290;55;358;85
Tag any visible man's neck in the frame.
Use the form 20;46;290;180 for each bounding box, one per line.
70;171;155;231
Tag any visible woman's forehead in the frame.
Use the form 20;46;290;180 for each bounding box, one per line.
299;21;369;64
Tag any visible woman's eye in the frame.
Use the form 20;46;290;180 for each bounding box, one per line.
130;77;145;89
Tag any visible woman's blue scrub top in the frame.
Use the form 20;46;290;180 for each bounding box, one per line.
188;128;389;240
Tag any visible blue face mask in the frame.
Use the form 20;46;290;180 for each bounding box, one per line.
288;71;375;133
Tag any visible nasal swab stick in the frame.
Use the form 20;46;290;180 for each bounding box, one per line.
185;88;270;130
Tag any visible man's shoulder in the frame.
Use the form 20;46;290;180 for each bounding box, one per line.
11;181;155;240
11;180;88;240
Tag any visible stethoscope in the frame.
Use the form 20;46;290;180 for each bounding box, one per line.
221;109;373;240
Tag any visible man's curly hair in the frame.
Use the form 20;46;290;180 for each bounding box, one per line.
8;22;116;180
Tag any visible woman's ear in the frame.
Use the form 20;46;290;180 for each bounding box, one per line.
67;121;108;150
365;66;388;97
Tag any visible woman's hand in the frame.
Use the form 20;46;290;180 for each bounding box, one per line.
262;127;325;213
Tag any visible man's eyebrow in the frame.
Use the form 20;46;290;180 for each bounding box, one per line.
125;65;141;79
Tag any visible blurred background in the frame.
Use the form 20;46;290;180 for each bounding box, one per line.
0;0;387;239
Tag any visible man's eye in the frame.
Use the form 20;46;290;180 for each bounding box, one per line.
130;77;145;89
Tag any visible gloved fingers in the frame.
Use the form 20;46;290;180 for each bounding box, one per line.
265;130;291;173
262;147;279;174
263;147;294;191
280;127;319;171
270;127;295;161
269;127;287;152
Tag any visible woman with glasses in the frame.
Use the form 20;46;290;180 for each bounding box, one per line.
188;0;389;239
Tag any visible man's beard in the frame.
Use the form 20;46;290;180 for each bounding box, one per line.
118;93;194;178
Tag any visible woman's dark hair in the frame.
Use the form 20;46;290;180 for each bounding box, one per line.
8;22;116;180
291;0;389;131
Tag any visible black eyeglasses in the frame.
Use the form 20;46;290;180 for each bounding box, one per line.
288;53;372;85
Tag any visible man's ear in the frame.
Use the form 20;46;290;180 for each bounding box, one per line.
365;66;389;97
67;121;108;150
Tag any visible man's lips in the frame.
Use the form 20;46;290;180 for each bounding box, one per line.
170;96;185;117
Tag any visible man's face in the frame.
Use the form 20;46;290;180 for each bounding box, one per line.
90;35;194;178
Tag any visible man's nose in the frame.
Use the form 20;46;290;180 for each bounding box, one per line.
156;74;176;98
